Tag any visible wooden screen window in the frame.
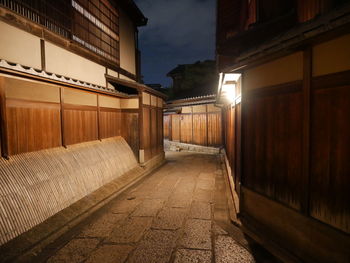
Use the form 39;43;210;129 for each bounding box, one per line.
0;0;119;64
72;0;119;63
0;0;72;38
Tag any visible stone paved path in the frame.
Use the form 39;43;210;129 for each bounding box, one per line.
37;151;274;263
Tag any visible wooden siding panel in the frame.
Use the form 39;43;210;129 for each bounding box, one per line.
63;109;98;145
143;108;151;161
6;100;61;155
310;85;350;233
150;108;157;157
171;115;180;142
121;112;139;158
243;90;303;210
193;114;207;146
157;109;163;153
163;115;170;139
180;114;192;144
208;112;222;147
99;110;121;139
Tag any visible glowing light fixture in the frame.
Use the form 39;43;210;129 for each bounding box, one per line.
217;73;241;104
222;80;236;103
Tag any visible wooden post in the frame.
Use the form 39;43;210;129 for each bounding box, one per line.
191;106;194;144
138;90;144;163
206;105;209;146
170;114;172;141
301;47;312;215
60;87;66;148
0;77;9;159
97;94;101;141
40;39;46;71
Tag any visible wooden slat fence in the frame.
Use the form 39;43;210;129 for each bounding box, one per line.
165;105;222;147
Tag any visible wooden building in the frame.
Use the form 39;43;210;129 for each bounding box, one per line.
217;0;350;262
0;0;165;252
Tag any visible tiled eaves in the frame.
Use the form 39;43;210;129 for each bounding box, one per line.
0;59;128;97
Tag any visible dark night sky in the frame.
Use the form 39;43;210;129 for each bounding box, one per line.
134;0;216;87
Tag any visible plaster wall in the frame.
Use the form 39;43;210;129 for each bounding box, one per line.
0;21;41;69
244;52;303;90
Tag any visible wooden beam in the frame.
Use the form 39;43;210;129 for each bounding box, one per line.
0;77;9;159
40;39;46;71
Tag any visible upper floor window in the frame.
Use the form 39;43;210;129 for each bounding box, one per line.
0;0;119;64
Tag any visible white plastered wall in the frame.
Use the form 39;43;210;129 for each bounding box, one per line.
120;98;139;109
0;21;41;69
119;9;136;76
45;42;106;87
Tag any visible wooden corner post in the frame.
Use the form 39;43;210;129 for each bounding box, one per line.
0;77;9;159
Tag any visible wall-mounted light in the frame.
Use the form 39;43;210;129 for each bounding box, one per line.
217;73;241;105
222;80;236;103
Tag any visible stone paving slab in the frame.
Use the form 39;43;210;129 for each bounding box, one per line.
196;178;216;191
193;188;214;203
85;244;133;263
109;199;142;214
215;235;255;263
189;201;212;220
174;249;212;263
107;217;153;243
166;196;192;208
147;189;173;200
47;238;99;263
131;199;164;217
127;247;173;263
152;207;187;230
180;219;212;250
79;213;127;238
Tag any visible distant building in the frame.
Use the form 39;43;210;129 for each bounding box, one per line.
167;60;218;100
216;0;350;262
164;61;222;149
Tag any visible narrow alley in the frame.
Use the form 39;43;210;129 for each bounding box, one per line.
31;152;274;263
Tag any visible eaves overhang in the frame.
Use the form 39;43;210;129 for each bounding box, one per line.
117;0;148;27
220;3;350;74
166;94;216;109
105;74;168;99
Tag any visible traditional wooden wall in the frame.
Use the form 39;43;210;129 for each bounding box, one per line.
238;35;350;262
0;75;141;158
163;115;170;139
141;92;164;162
165;103;222;147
